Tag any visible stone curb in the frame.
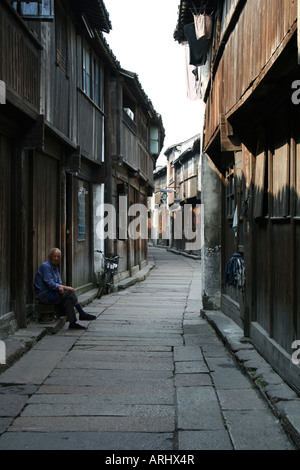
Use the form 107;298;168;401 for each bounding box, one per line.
114;261;155;291
202;309;300;449
167;248;201;260
0;327;47;374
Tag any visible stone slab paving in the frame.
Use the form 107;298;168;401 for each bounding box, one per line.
0;247;296;450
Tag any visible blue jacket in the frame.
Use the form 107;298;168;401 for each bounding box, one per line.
34;260;62;300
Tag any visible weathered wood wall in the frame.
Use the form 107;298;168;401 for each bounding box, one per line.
205;0;297;149
0;135;12;316
0;3;40;112
32;151;60;273
252;126;300;352
203;0;300;388
71;177;93;289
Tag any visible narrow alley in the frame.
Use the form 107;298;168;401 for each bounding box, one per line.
0;248;295;451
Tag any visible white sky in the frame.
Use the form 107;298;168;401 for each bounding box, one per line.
103;0;204;166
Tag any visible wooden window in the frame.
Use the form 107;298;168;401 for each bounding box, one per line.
82;43;104;109
12;1;54;20
55;2;68;74
150;127;159;155
82;46;92;98
93;59;104;109
117;183;127;240
235;152;244;250
226;166;235;218
93;58;100;107
123;93;136;124
225;156;244;250
78;187;87;242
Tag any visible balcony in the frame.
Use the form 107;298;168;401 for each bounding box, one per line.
0;2;42;115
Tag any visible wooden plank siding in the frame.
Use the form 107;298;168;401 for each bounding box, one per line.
71;178;93;289
0;3;41;113
121;110;156;185
0;0;164;335
0;135;12;316
200;0;300;389
205;0;297;150
0;0;110;332
122;117;138;170
32;151;60;274
78;90;105;162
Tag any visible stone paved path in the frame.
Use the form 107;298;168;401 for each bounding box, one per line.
0;248;295;450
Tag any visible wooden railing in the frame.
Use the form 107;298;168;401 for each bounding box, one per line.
0;3;41;112
122;114;155;186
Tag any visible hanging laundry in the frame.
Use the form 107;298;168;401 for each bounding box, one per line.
193;13;213;40
232;206;238;237
184;44;202;100
184;23;210;67
225;253;246;293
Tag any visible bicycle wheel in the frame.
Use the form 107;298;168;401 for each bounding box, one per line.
104;271;110;294
96;273;104;299
97;284;103;299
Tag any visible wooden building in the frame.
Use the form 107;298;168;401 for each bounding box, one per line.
148;135;201;251
165;135;201;253
107;69;164;281
0;0;164;338
148;165;169;246
0;0;112;336
175;0;300;392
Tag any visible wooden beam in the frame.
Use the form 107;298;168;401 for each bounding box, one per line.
22;115;45;151
66;146;81;174
220;114;242;152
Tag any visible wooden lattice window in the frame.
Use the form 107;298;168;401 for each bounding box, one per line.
12;1;54;20
226;166;235;218
82;42;104;109
78;187;88;241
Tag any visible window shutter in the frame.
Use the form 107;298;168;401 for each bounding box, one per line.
12;1;54;20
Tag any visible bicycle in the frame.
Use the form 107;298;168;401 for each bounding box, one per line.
95;250;120;298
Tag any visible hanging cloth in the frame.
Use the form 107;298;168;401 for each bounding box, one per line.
225;253;246;293
184;23;209;66
184;45;202;101
232;206;238;237
193;13;213;40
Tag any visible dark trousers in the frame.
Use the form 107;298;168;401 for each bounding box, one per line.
38;291;78;324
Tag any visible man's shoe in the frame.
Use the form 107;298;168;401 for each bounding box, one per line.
79;313;96;321
69;322;86;330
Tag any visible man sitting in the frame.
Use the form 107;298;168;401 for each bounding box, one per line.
34;248;96;330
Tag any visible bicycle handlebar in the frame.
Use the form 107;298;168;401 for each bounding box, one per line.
95;250;121;261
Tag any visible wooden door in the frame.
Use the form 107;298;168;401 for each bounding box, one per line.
32;152;60;275
71;177;93;288
0;135;12;316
